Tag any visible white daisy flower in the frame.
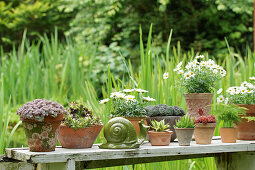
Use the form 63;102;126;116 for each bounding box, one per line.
249;77;255;80
123;89;134;93
195;55;204;59
217;95;224;103
191;59;198;66
184;72;191;79
173;67;180;72
110;92;121;98
185;63;192;70
99;98;110;104
163;72;169;79
177;61;183;68
213;69;218;74
246;83;254;89
224;97;229;104
178;70;184;74
220;70;226;77
217;88;223;94
117;92;126;99
226;88;233;93
189;71;195;77
247;90;254;94
241;81;248;87
200;61;207;67
135;89;148;93
124;95;135;101
240;87;248;94
143;96;156;102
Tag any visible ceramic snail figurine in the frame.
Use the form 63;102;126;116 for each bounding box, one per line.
99;117;149;149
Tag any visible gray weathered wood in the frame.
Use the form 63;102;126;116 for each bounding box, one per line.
4;139;255;169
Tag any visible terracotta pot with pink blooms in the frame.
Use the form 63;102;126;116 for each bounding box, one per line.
193;108;217;144
17;99;67;152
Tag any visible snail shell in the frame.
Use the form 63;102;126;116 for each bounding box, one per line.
103;117;138;144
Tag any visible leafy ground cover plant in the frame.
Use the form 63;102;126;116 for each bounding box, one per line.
212;104;247;128
174;115;195;128
16;99;67;121
145;104;185;117
64;102;102;130
99;89;155;117
173;56;226;93
150;120;169;132
195;108;216;124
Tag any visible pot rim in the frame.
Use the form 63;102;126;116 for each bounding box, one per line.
174;128;194;130
220;127;237;129
146;116;184;118
60;123;104;130
184;93;213;95
148;130;173;134
22;113;64;122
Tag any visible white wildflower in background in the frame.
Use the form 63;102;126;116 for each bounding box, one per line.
191;59;198;66
117;92;125;99
241;81;248;87
177;61;183;68
217;88;223;94
217;95;224;103
135;89;148;93
184;72;191;79
224;97;229;104
143;96;156;102
240;87;247;94
123;89;134;93
195;55;204;59
220;70;226;77
99;98;110;104
178;70;184;74
125;95;135;101
249;77;255;80
200;61;207;67
213;69;218;74
226;87;233;93
110;92;121;98
163;72;169;79
189;71;195;77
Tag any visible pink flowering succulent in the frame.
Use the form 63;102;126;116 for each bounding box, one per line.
194;108;216;124
17;99;68;121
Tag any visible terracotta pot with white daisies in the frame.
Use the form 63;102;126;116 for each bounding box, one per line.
172;55;226;118
99;88;156;135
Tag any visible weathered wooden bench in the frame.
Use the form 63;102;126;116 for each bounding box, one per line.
1;137;255;170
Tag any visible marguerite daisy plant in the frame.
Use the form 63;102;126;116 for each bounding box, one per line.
174;55;226;93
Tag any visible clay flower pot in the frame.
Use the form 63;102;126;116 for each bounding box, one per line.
22;114;63;152
220;127;237;143
125;117;147;135
175;128;194;146
58;124;103;149
235;104;255;140
146;116;182;141
194;123;216;144
184;93;214;118
147;131;173;146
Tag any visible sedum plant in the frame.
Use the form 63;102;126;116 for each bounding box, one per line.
174;115;195;128
17;99;67;121
99;89;156;117
173;55;226;93
150;120;170;132
212;104;247;128
145;104;185;117
194;108;216;124
64;102;102;130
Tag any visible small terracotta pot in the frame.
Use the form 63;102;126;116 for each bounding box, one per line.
175;128;194;146
220;127;237;143
58;124;103;149
184;93;214;118
146;116;182;142
148;131;173;146
125;117;147;135
22;114;63;152
194;123;216;144
235;104;255;140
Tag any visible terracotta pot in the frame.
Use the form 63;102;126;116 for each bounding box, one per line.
125;117;147;135
220;127;237;143
175;128;194;146
184;93;214;118
148;131;173;146
58;124;103;149
235;104;255;140
194;123;216;144
146;116;182;141
22;114;63;152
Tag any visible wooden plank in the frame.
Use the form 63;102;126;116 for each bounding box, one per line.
5;140;255;165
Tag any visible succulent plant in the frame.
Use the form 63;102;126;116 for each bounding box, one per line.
145;104;185;117
194;108;216;124
150;119;170;132
64;101;102;130
17;99;67;121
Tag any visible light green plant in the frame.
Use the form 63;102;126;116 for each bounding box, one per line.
174;115;196;128
212;104;247;128
150;119;169;132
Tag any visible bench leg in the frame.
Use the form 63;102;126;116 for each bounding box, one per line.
215;151;255;170
37;159;78;170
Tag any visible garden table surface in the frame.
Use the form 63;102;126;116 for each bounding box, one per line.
2;137;255;170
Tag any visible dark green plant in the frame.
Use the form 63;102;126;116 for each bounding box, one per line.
65;102;102;130
213;104;247;128
150;119;169;132
145;104;185;117
174;115;195;128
